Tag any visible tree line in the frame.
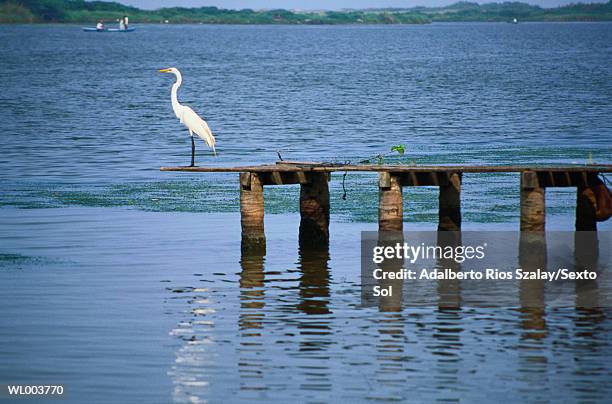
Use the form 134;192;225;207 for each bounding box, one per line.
1;0;611;24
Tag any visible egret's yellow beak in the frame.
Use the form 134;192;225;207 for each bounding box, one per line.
159;68;171;73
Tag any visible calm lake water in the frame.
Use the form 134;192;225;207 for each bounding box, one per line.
0;23;611;403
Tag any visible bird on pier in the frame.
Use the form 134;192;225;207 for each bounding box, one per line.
159;67;216;166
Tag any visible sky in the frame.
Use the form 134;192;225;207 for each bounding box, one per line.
119;0;608;10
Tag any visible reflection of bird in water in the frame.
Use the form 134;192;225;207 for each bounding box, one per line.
159;67;216;166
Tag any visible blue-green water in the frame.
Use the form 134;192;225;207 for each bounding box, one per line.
0;23;611;403
1;23;611;221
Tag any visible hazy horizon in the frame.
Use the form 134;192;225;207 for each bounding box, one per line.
116;0;609;11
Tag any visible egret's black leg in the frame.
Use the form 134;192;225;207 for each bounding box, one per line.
190;136;196;167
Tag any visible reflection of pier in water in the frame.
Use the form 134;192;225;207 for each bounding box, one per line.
237;245;266;386
164;162;609;400
167;163;609;401
168;227;608;402
371;229;606;401
432;233;463;399
295;245;332;392
514;232;608;402
236;238;333;393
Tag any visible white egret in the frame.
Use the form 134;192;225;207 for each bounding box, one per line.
159;67;216;166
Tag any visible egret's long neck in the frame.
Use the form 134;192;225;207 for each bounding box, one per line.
170;71;183;118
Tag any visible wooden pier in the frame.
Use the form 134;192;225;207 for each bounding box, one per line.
161;162;612;247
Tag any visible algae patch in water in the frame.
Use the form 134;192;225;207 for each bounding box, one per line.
0;170;578;224
0;253;47;269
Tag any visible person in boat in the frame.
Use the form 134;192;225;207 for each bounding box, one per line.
119;17;125;30
96;20;104;30
123;15;129;30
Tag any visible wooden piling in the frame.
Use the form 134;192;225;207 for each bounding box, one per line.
378;172;403;232
299;172;330;246
161;163;612;238
520;171;545;232
575;186;597;231
240;172;266;248
438;172;462;231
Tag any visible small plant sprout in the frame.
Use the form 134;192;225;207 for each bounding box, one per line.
391;144;406;155
358;145;407;165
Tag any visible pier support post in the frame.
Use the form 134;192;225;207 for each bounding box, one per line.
438;173;462;231
299;172;330;247
520;171;545;232
575;186;597;231
378;172;403;232
240;172;266;249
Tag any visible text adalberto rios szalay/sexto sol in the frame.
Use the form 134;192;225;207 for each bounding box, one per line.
370;242;597;297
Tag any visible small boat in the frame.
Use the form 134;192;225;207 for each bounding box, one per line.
83;27;135;32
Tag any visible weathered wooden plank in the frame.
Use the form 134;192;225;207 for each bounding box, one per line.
398;171;450;186
296;171;308;184
162;164;612;174
537;171;603;187
162;165;301;173
547;171;555;187
276;160;326;166
271;171;283;185
409;172;418;186
260;172;313;185
429;172;439;186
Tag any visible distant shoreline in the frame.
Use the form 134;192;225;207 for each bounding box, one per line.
3;20;612;26
2;19;611;25
1;1;611;25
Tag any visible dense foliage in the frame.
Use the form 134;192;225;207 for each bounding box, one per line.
1;0;611;24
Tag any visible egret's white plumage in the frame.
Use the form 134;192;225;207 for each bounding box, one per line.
160;67;216;165
181;107;215;152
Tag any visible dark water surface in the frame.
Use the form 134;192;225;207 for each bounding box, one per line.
0;23;611;402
